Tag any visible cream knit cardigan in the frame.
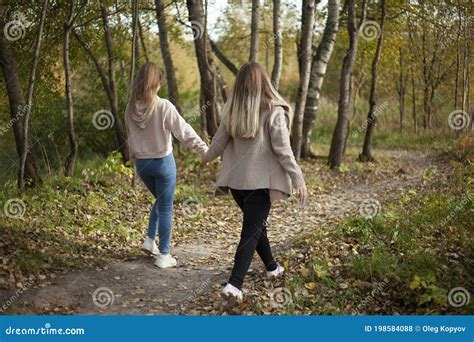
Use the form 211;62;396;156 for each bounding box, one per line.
125;97;208;160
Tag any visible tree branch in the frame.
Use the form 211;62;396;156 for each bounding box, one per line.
209;39;238;75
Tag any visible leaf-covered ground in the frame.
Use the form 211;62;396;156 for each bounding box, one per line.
0;146;472;315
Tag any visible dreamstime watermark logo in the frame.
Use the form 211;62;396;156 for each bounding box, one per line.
3;198;26;219
92;287;114;308
181;198;204;218
189;21;204;40
173;280;210;314
359;20;381;41
351;101;389;137
352;280;387;315
0;104;31;137
1;279;33;313
187;100;211;126
447;287;470;308
5;322;85;336
358;198;381;219
262;31;281;50
92;110;115;130
448;110;470;131
273;111;289;131
440;194;472;228
4;11;27;42
269;287;292;309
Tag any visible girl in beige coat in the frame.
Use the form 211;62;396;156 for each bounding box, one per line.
203;62;308;302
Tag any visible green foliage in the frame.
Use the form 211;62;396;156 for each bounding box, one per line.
81;151;133;183
0;148;217;289
0;153;141;288
284;160;473;314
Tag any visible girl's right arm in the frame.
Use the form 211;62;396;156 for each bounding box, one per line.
165;102;208;156
203;122;230;162
268;107;308;204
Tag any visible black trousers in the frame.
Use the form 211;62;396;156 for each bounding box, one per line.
228;189;277;289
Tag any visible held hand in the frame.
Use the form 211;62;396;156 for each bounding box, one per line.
200;147;209;166
297;185;308;205
201;153;209;166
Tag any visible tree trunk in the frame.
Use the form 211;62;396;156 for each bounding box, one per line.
419;26;432;130
187;0;221;137
210;48;230;103
0;30;41;187
360;0;386;162
454;1;463;112
19;0;48;190
328;0;361;169
454;50;460;110
458;1;469;126
63;0;85;176
396;47;406;133
130;0;139;82
301;0;340;158
399;86;405;133
249;0;260;62
129;0;140;188
271;0;283;89
100;1;130;163
410;65;418;134
343;73;355;156
291;0;316;160
461;40;468;114
137;17;149;63
343;71;366;155
154;0;182;113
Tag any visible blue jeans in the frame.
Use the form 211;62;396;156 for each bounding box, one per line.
135;154;176;254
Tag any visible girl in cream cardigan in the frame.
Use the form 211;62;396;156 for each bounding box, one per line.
203;62;308;302
126;62;208;268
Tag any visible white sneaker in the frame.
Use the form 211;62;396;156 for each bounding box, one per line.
154;253;178;268
142;237;159;255
267;264;285;279
221;283;243;303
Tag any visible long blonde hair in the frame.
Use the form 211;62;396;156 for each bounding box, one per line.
222;62;290;138
129;62;164;108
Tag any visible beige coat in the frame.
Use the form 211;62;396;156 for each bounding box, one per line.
203;105;305;201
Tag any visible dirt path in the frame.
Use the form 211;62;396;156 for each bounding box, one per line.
2;149;436;315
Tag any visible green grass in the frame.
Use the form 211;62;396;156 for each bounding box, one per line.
310;98;458;152
283;159;473;314
310;126;456;152
0;150;211;289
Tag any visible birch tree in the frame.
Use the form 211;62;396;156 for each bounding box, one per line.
291;0;316;160
301;0;340;158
